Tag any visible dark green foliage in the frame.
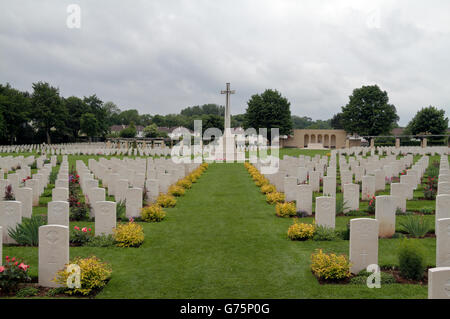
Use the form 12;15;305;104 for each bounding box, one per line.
313;226;340;241
350;270;396;285
119;122;137;138
84;234;116;247
46;287;67;296
340;85;399;137
399;215;432;238
398;239;426;280
406;106;448;139
116;200;127;221
8;216;46;246
16;286;39;297
244;89;292;140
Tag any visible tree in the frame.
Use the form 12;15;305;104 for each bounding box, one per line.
0;84;31;144
201;114;224;134
30;82;68;144
64;96;88;141
406;106;448;140
84;95;108;137
103;101;121;126
119;122;137;138
80;113;100;141
340;85;399;138
119;109;141;125
330;113;344;129
244;89;292;141
143;124;159;138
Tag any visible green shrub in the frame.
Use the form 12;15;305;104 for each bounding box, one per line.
349;270;396;285
287;220;316;241
116;200;127;221
49;170;58;185
69;203;90;221
339;222;350;240
399;215;432;238
70;226;94;245
8;216;46;246
335;197;349;215
419;208;434;215
398;239;426;280
16;286;39;297
84;234;116;247
275;202;296;217
46;287;67;297
0;256;31;292
313;226;339;241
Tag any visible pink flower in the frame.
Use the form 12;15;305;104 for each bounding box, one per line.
82;227;87;233
14;262;18;266
18;263;28;271
11;257;15;262
0;266;4;273
74;226;80;231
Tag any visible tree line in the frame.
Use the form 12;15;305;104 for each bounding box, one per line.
0;81;447;145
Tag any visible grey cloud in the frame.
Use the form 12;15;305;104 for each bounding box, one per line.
0;0;449;125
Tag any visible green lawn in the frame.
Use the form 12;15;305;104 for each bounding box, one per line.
4;159;433;298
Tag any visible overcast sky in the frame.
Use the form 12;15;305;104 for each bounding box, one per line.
1;0;449;126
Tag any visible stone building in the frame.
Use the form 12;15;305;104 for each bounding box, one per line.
281;129;348;149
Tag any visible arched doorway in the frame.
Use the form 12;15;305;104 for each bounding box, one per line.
311;134;316;143
318;135;322;144
304;134;309;147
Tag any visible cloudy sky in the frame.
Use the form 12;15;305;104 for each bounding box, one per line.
1;0;449;126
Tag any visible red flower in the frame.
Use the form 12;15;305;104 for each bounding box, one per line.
74;226;80;230
11;257;15;262
18;263;28;271
0;266;5;273
14;262;18;266
82;227;87;232
88;228;92;232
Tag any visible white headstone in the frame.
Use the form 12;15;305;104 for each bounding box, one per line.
94;201;116;236
0;201;22;244
375;195;396;238
428;267;450;299
38;225;69;288
315;196;336;229
349;218;379;274
47;201;69;226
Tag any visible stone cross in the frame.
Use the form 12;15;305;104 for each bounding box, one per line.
221;82;235;130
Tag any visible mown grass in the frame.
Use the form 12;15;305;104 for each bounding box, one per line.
2;150;444;298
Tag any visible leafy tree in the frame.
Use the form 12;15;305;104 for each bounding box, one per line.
119;122;137;138
330;113;344;129
143;124;159;138
30;82;68;144
84;95;108;137
405;106;448;141
103;101;121;126
0;84;31;144
80;113;99;141
119;109;141;125
244;89;292;141
340;85;399;138
406;106;448;139
231;114;246;127
291;116;313;129
64;96;88;141
201;114;224;134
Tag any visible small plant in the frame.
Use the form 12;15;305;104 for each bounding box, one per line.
367;195;376;213
156;193;177;208
141;204;166;222
310;249;352;281
0;256;31;293
418;208;434;215
287;220;315;241
168;185;185;197
349;270;396;285
261;184;276;194
423;176;437;200
275;202;296;217
313;226;339;241
4;184;15;200
399;215;432;238
49;170;58;185
54;256;112;296
70;226;94;246
84;234;116;247
254;175;269;187
69;202;90;221
113;220;145;247
8;215;46;246
335;197;350;215
16;286;39;297
339;222;351;240
116;200;127;221
266;192;285;205
46;287;67;297
398;239;426;280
